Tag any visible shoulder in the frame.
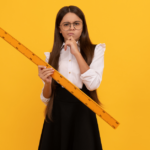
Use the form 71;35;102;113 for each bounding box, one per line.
94;43;106;52
93;43;106;57
44;52;50;58
44;52;51;62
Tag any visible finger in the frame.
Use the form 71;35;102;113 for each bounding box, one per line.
64;41;71;50
41;67;54;73
70;36;75;41
38;65;46;68
44;72;54;79
43;70;54;77
42;68;54;75
38;65;46;71
39;69;50;78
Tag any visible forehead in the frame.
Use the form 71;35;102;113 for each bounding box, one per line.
60;12;82;23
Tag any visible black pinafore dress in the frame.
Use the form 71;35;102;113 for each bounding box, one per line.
38;82;103;150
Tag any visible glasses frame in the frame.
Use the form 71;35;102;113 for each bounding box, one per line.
59;21;83;31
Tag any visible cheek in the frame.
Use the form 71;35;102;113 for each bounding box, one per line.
61;32;68;39
76;30;82;36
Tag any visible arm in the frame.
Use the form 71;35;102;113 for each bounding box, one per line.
43;82;52;99
40;83;51;105
40;52;51;105
74;43;106;91
74;52;90;74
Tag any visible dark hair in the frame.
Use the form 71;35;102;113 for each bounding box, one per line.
44;5;104;123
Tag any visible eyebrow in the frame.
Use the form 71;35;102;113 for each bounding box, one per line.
63;21;81;23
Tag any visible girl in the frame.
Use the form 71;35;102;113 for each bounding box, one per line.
38;5;106;150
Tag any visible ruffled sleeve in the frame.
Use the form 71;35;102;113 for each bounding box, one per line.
44;52;50;63
40;52;51;105
80;43;106;91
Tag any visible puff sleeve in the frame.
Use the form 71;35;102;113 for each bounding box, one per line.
80;43;106;91
40;52;51;105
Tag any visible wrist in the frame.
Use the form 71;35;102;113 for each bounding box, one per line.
45;82;51;86
74;50;81;58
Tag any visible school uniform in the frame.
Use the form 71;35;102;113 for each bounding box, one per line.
38;41;106;150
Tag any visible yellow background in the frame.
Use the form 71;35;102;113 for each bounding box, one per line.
0;0;150;150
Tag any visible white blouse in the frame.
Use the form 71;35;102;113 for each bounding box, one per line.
40;41;106;105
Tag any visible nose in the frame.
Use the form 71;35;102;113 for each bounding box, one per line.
70;23;75;30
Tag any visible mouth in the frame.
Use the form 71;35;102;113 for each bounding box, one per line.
68;33;74;35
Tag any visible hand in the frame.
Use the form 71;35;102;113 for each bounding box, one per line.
64;35;79;56
38;65;55;84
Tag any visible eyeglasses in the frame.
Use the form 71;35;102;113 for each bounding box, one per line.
59;21;83;31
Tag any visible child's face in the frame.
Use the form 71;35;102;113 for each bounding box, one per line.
59;12;83;42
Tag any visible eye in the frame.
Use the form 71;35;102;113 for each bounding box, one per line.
74;23;79;25
64;23;69;26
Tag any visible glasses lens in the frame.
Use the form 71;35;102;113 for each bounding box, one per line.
62;22;82;30
74;22;82;29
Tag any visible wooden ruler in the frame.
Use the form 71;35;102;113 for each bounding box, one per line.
0;27;120;129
